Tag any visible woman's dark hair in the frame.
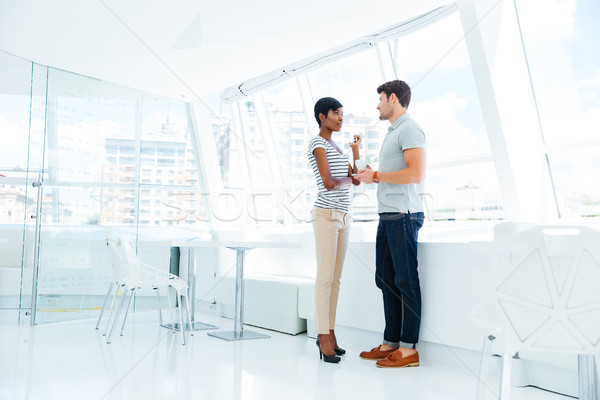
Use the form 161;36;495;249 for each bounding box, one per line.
377;80;411;108
314;97;343;127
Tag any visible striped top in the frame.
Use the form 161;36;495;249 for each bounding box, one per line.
307;136;351;212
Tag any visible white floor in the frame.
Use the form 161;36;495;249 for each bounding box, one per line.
0;308;574;400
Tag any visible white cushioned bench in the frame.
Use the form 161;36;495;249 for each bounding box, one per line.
214;274;313;335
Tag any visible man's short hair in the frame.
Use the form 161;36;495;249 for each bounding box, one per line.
377;80;411;108
314;97;343;127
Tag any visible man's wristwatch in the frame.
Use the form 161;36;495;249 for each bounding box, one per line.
373;171;380;183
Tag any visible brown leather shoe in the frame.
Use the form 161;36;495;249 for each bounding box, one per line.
376;349;420;368
359;345;396;360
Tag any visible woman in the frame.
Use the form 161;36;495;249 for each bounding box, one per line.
307;97;361;363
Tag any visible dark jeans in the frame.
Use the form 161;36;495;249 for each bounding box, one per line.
375;212;424;348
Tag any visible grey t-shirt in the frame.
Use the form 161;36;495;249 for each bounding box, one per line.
377;113;426;213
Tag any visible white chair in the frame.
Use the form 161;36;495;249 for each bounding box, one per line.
96;237;130;334
476;222;600;399
99;237;166;338
104;236;193;345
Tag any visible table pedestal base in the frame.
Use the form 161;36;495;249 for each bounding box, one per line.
161;322;217;331
207;330;270;341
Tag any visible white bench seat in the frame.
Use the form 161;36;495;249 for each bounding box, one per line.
214;274;312;335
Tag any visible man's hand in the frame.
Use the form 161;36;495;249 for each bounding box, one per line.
356;165;374;183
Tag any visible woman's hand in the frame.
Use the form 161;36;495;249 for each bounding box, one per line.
349;134;361;150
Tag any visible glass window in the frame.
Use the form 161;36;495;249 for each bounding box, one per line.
207;96;236;187
141;145;155;155
515;0;600;218
204;11;502;223
120;146;135;154
548;148;600;218
0;65;212;235
259;79;312;224
425;162;501;221
158;148;175;157
119;156;135;165
391;13;499;220
157;158;174;166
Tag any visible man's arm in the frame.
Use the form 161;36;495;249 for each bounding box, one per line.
357;148;425;184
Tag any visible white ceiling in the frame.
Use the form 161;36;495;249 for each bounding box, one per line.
0;0;451;100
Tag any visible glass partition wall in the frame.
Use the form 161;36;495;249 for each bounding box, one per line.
0;52;210;324
0;54;44;319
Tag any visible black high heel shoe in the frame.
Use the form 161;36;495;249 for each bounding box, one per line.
329;330;345;355
316;338;340;363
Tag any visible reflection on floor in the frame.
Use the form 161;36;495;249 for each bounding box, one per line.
0;308;572;400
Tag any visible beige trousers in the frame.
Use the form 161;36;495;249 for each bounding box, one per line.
311;206;351;335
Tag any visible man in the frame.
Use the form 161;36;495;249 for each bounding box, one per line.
356;80;426;368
